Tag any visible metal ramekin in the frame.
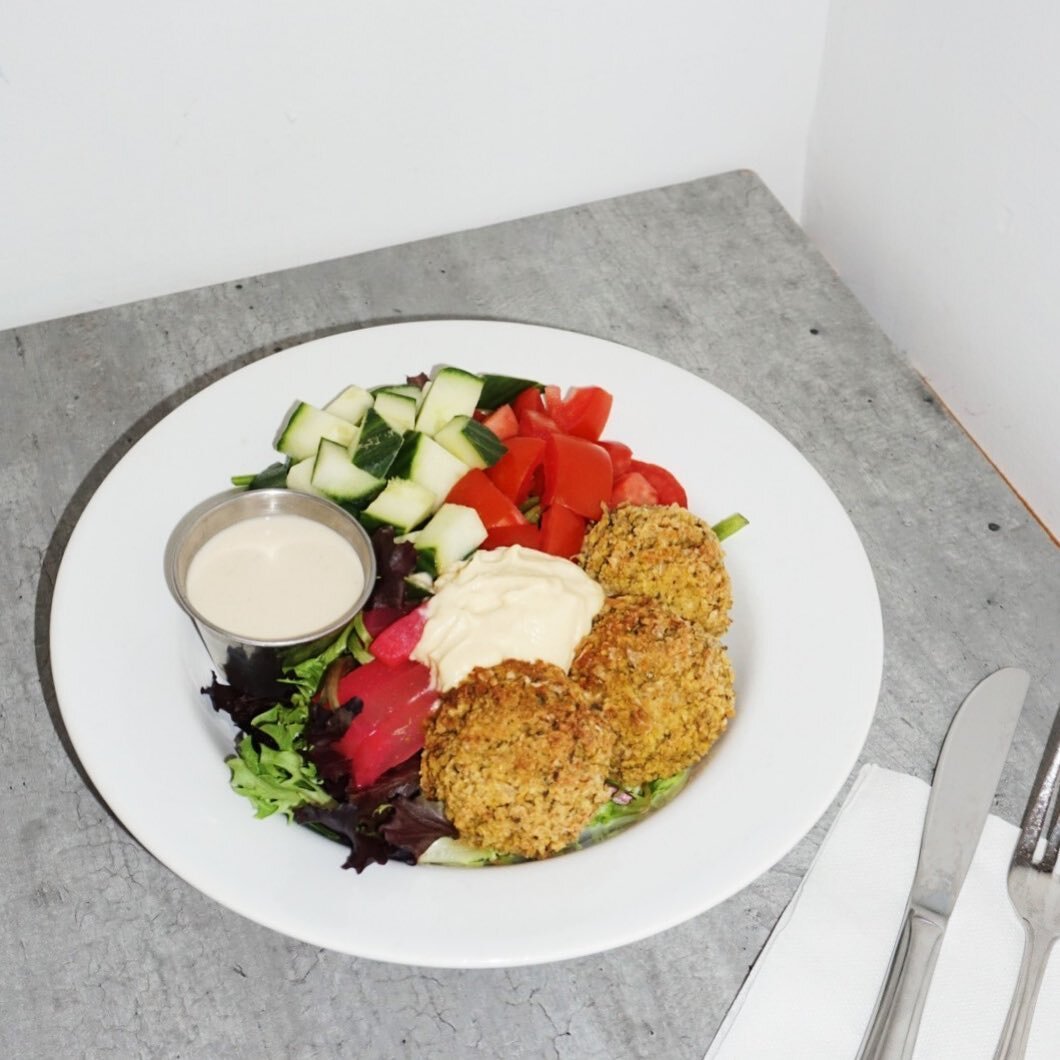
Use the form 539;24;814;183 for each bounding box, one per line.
164;488;377;697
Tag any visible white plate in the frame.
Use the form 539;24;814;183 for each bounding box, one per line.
51;320;883;968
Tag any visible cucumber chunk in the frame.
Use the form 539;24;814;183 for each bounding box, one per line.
373;391;418;433
310;439;385;507
373;384;423;402
323;384;373;425
360;478;436;534
414;503;487;577
286;456;326;496
349;408;404;478
477;373;540;411
276;402;358;461
433;415;507;469
414;367;485;437
390;432;469;507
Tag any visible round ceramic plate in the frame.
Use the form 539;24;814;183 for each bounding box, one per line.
51;320;883;968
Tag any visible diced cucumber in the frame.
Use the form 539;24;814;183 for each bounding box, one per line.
477;373;540;411
414;504;487;577
433;415;507;469
414;367;485;436
373;384;423;402
286;456;325;496
373;391;418;432
350;408;404;478
390;432;469;506
323;384;373;425
360;478;436;534
310;439;384;507
275;402;358;461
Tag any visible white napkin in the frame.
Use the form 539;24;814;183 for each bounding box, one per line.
705;765;1060;1059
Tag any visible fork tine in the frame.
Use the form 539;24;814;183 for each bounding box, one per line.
1022;705;1060;866
1041;757;1060;871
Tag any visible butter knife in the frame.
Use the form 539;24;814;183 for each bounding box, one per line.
856;667;1031;1060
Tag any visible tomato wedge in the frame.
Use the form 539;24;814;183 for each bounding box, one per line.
542;384;564;421
630;460;688;507
368;605;426;667
512;386;545;416
517;407;559;441
598;440;633;477
539;504;587;558
361;606;405;638
483;523;542;550
552;386;612;441
485;436;546;503
610;471;659;506
446;469;528;529
482;404;519;440
542;434;613;519
336;659;437;788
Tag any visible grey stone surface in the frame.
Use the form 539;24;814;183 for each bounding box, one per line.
2;170;1057;1059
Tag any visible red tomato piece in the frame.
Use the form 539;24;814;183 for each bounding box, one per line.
553;386;613;441
542;384;564;421
362;606;406;638
483;523;543;550
542;434;613;520
538;504;587;558
517;407;560;441
446;469;528;529
598;440;633;478
512;386;545;416
485;436;546;503
482;404;519;440
610;471;659;507
368;605;426;667
336;659;438;788
629;460;688;507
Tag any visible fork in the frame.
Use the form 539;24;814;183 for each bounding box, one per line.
994;704;1060;1060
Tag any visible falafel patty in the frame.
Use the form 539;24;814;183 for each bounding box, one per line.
420;660;614;859
570;596;734;788
577;504;732;637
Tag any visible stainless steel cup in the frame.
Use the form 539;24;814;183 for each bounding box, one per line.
164;488;377;697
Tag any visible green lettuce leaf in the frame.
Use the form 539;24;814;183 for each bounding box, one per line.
578;769;692;845
281;623;358;709
226;702;333;820
420;770;693;866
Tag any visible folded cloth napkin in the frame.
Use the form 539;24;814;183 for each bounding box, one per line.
705;764;1060;1059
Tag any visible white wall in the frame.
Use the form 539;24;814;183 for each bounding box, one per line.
0;1;828;331
803;0;1060;535
7;2;1054;534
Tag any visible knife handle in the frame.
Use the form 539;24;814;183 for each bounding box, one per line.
856;904;946;1060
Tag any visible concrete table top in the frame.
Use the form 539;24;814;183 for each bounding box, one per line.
3;170;1057;1059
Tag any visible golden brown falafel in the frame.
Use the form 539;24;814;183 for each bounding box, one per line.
570;596;734;788
420;660;614;859
577;504;732;637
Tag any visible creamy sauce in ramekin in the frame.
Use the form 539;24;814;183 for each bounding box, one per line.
185;513;365;640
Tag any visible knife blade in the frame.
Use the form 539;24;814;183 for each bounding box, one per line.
856;666;1031;1060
